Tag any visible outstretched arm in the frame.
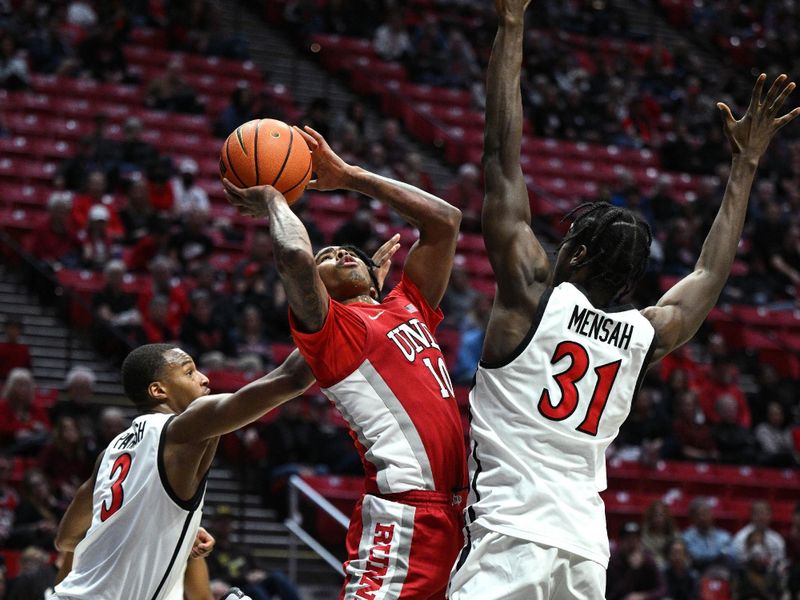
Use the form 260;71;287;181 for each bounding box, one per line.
481;0;549;362
296;126;461;308
167;349;314;443
55;453;102;554
224;179;329;332
643;74;800;362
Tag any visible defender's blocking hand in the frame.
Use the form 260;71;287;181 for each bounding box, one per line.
717;73;800;160
372;233;401;291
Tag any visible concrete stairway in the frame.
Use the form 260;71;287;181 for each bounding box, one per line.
0;263;123;397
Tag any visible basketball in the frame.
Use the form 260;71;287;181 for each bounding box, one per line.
219;118;312;204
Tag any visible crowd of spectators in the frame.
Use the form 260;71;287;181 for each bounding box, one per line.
607;497;800;599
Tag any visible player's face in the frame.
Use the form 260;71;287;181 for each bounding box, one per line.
157;349;211;412
314;246;375;301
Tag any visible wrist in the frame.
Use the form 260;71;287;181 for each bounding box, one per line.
342;164;368;191
499;15;525;30
732;153;761;169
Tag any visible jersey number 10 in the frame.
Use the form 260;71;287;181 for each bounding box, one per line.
537;341;621;436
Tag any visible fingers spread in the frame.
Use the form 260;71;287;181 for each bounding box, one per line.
749;73;767;111
764;74;788;109
775;106;800;130
769;81;795;115
717;102;735;125
304;125;325;145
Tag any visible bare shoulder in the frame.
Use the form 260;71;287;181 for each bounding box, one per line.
639;304;682;364
482;284;547;366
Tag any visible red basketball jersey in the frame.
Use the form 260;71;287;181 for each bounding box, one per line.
291;274;466;496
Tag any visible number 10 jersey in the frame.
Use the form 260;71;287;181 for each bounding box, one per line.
465;282;656;567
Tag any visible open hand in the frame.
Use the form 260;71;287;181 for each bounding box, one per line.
190;526;215;559
717;73;800;160
294;126;354;192
372;233;401;291
222;178;286;218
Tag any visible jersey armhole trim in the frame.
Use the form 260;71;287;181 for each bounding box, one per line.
478;287;553;370
633;330;658;394
158;415;207;512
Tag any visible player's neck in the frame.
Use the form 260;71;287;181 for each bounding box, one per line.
343;294;379;305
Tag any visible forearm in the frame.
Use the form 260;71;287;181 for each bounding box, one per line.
172;351;314;442
184;557;213;600
482;14;531;235
694;155;759;284
266;195;315;270
344;167;460;231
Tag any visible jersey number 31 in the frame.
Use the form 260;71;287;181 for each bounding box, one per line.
537;341;620;436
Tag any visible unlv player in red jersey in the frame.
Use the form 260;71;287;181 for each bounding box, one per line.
223;125;467;600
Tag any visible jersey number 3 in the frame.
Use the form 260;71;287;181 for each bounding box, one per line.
100;453;132;521
537;341;621;436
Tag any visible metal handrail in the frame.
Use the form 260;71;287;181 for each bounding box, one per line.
285;474;350;581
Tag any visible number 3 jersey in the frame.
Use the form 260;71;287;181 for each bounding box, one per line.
290;274;467;497
54;413;204;600
466;282;656;567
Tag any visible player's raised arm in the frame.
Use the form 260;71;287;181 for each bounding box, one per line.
223;179;329;332
295;126;461;308
483;0;549;310
642;74;800;362
166;349;314;443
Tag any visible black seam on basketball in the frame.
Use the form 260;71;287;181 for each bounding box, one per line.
235;126;247;155
225;137;245;187
253;120;260;185
282;159;312;195
271;125;293;186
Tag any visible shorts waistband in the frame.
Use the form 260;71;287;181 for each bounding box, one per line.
375;489;465;508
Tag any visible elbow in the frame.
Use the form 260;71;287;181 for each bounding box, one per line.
55;534;74;553
442;205;462;230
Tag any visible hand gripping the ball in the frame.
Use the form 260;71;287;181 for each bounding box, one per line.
222;178;287;219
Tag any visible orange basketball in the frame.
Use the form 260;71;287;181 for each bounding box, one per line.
219;118;312;204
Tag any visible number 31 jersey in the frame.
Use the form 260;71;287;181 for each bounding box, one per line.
55;412;204;600
466;282;655;567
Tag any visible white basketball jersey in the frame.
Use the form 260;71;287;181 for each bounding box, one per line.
55;413;205;600
466;282;655;567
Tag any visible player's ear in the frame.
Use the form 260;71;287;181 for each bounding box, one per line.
369;284;379;300
570;244;588;267
148;381;168;402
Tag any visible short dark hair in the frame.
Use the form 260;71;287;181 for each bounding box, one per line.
121;344;178;409
561;202;652;299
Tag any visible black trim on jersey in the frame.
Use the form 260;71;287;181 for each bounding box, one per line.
479;288;553;369
149;509;195;600
465;401;482;525
633;331;658;395
158;415;207;512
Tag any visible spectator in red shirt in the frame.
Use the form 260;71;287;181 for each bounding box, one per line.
28;191;79;269
0;368;51;453
77;204;118;271
141;295;179;344
70;170;123;238
137;255;190;327
698;358;751;428
671;390;718;462
0;316;32;381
